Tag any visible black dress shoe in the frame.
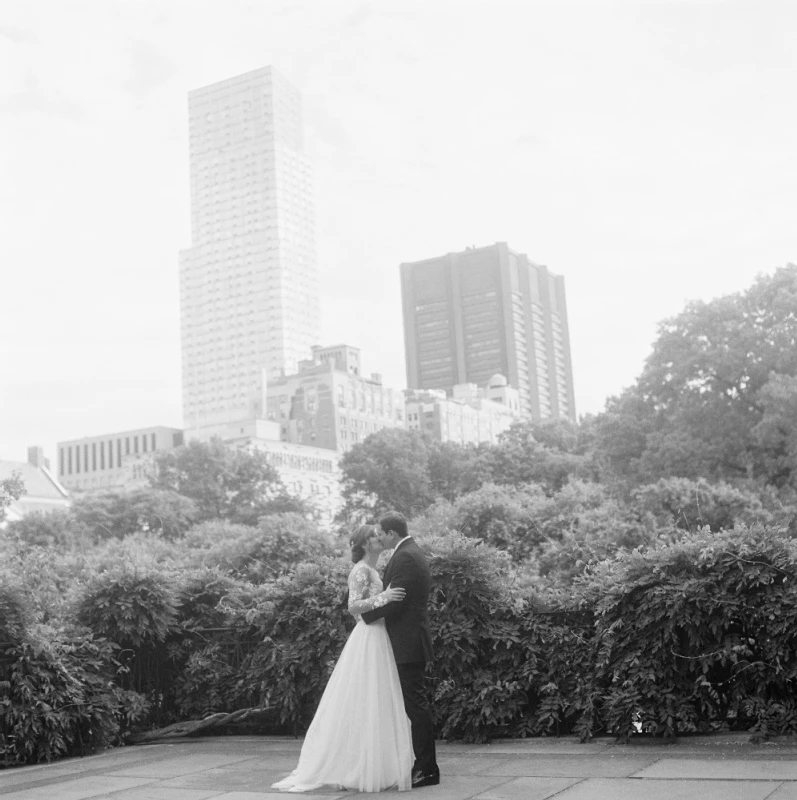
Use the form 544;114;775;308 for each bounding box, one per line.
411;768;440;787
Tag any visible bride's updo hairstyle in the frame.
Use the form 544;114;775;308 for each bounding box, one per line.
350;524;376;563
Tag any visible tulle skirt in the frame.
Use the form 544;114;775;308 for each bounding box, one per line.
272;617;414;793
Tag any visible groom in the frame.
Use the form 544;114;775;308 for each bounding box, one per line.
361;512;440;788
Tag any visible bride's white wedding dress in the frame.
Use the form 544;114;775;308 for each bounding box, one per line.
271;562;413;793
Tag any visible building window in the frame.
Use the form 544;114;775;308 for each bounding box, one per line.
67;447;73;475
117;439;122;468
125;437;130;455
75;446;80;474
151;433;156;450
92;443;97;471
142;436;148;453
59;448;65;475
134;436;139;454
100;443;105;470
84;445;89;471
109;441;114;470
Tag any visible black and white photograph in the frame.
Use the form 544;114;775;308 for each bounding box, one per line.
2;1;797;797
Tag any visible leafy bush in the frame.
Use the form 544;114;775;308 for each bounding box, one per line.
416;484;548;562
4;509;79;549
1;630;148;766
415;480;650;584
71;489;198;541
571;524;797;740
425;532;530;741
631;477;771;532
183;514;337;581
423;530;597;742
235;558;352;727
74;561;183;726
75;562;182;648
172;568;259;719
0;577;31;644
11;502;797;762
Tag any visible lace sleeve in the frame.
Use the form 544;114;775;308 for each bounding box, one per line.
348;565;391;617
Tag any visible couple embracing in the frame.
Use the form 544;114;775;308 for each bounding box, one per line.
273;513;440;793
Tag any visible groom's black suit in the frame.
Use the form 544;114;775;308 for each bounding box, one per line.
361;536;437;777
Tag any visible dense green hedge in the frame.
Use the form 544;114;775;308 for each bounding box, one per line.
144;525;797;743
5;523;797;765
1;576;149;767
575;524;797;741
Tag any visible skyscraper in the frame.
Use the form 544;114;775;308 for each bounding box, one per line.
179;66;319;436
400;242;576;421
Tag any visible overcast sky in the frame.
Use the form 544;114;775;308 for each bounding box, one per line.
1;0;796;465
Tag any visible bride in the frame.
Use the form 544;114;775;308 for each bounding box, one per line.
271;524;414;793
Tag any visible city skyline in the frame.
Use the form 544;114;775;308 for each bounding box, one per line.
2;1;796;463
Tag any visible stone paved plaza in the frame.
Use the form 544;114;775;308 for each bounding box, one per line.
4;734;797;800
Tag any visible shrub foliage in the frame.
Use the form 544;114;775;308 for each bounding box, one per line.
7;493;797;762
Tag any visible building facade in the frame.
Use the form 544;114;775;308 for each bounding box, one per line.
56;426;184;492
222;434;342;527
0;447;70;524
400;242;576;421
179;66;319;438
266;345;405;452
405;375;521;446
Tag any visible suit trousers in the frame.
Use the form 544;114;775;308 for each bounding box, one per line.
396;662;437;775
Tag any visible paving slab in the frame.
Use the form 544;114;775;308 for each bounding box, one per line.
440;741;612;755
634;758;797;781
472;776;583;798
106;752;256;779
355;775;506;799
211;794;348;800
0;746;173;790
435;756;507;776
160;766;297;791
480;754;659;778
0;775;155;800
107;788;221;800
4;734;797;799
551;777;778;799
770;785;797;799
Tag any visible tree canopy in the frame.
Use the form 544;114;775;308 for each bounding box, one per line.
593;265;797;489
1;470;24;522
151;438;306;525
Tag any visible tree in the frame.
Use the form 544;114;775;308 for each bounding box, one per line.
591;265;797;488
415;483;550;562
337;429;436;521
337;429;493;521
426;440;492;504
1;470;24;522
589;393;654;484
752;373;797;488
487;421;586;492
70;489;199;540
151;438;297;525
631;477;771;533
414;479;649;581
4;508;76;548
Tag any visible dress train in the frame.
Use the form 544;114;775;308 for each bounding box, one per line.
272;616;413;792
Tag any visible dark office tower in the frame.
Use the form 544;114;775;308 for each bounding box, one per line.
400;242;576;421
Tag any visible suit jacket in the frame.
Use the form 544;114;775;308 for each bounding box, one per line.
361;537;434;664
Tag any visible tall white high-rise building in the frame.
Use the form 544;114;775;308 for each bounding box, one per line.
180;66;319;436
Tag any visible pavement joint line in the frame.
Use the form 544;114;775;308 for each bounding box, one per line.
763;783;787;800
547;778;589;798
